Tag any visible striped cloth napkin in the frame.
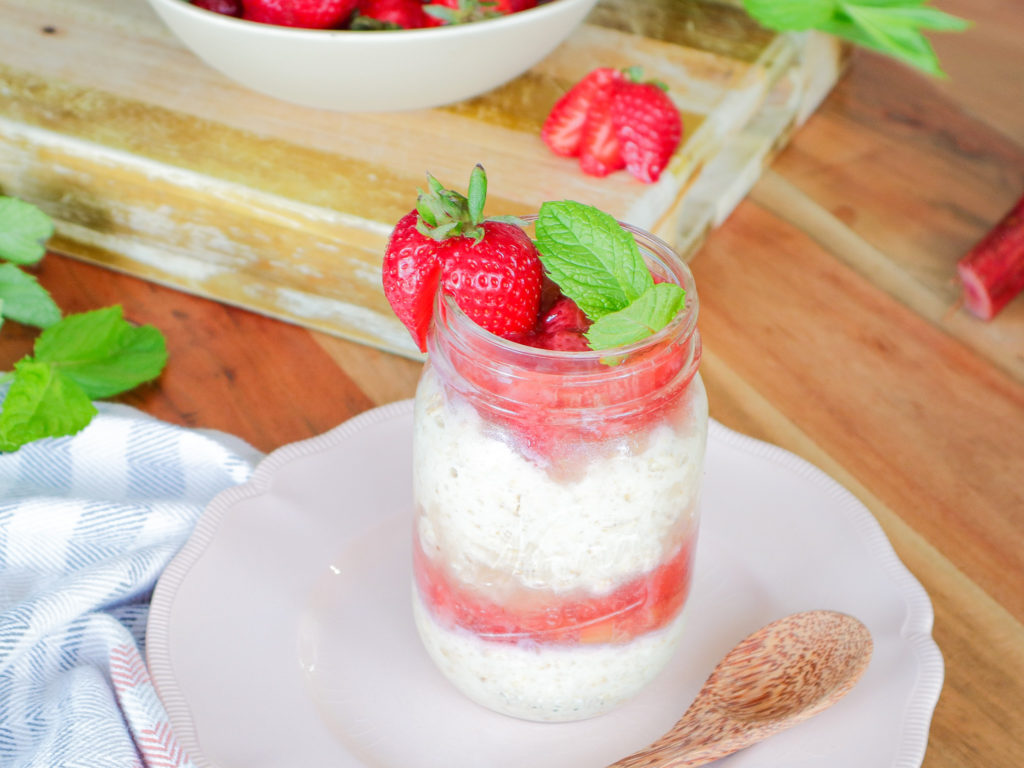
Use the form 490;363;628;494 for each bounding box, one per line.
0;397;261;767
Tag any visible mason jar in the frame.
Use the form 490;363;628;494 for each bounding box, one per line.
410;220;708;722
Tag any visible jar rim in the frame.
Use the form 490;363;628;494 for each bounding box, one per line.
434;217;699;364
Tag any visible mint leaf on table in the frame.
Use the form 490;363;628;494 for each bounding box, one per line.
0;197;54;265
0;263;61;328
535;201;654;320
585;282;687;351
742;0;968;77
33;306;168;399
0;359;97;452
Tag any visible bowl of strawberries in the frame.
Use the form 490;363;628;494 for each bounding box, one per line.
145;0;599;112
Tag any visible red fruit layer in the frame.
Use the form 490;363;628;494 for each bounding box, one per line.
414;533;696;645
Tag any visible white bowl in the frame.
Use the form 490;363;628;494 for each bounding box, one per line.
144;0;599;112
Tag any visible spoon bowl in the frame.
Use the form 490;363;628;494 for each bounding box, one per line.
608;610;873;768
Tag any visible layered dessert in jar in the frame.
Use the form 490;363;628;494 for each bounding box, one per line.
382;167;707;722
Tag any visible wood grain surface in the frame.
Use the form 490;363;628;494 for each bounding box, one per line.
0;0;845;355
1;1;1022;767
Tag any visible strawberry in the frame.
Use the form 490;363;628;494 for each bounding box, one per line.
495;0;537;13
610;70;682;183
957;192;1024;320
423;0;496;25
349;0;430;28
424;0;534;24
382;166;543;351
541;67;624;158
192;0;243;16
579;85;625;177
241;0;358;28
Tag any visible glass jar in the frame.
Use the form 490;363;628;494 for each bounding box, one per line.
411;221;708;722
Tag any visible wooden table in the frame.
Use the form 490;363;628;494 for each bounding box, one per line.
2;1;1021;765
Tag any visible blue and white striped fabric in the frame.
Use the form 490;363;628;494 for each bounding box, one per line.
0;398;261;767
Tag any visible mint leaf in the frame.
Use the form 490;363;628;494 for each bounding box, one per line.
0;359;97;452
743;0;967;77
535;201;653;320
585;282;686;351
743;0;836;31
0;263;62;328
34;306;168;398
0;197;54;265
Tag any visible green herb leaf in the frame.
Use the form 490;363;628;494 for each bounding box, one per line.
535;201;654;320
743;0;837;31
585;282;686;351
0;359;97;452
33;306;168;398
0;263;62;328
742;0;967;77
0;197;55;265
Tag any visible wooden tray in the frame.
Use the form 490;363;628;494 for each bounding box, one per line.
0;0;845;358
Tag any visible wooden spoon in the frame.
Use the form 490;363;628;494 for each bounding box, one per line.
607;610;873;768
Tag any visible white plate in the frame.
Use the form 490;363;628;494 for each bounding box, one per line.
147;400;943;768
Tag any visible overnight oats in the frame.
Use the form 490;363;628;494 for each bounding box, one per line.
382;167;707;722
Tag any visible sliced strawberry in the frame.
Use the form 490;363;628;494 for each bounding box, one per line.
349;0;430;27
241;0;357;28
579;86;625;177
610;75;682;183
414;532;697;645
957;193;1024;320
541;67;624;158
192;0;243;16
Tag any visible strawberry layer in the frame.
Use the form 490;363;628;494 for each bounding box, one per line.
414;533;695;646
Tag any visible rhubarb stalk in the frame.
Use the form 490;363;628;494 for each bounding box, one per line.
957;194;1024;320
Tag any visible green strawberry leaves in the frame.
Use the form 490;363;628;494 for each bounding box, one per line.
743;0;969;77
535;200;686;352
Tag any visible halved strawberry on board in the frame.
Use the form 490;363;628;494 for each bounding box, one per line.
541;67;624;158
610;69;683;183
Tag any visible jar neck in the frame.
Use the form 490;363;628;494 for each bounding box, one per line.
425;223;701;424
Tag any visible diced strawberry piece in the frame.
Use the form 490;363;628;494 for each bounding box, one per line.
540;295;590;334
610;79;682;183
541;68;624;158
957;193;1024;320
242;0;358;28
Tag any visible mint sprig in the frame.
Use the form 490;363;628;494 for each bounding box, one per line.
743;0;969;77
585;282;686;351
0;197;169;452
535;201;686;352
535;201;654;320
